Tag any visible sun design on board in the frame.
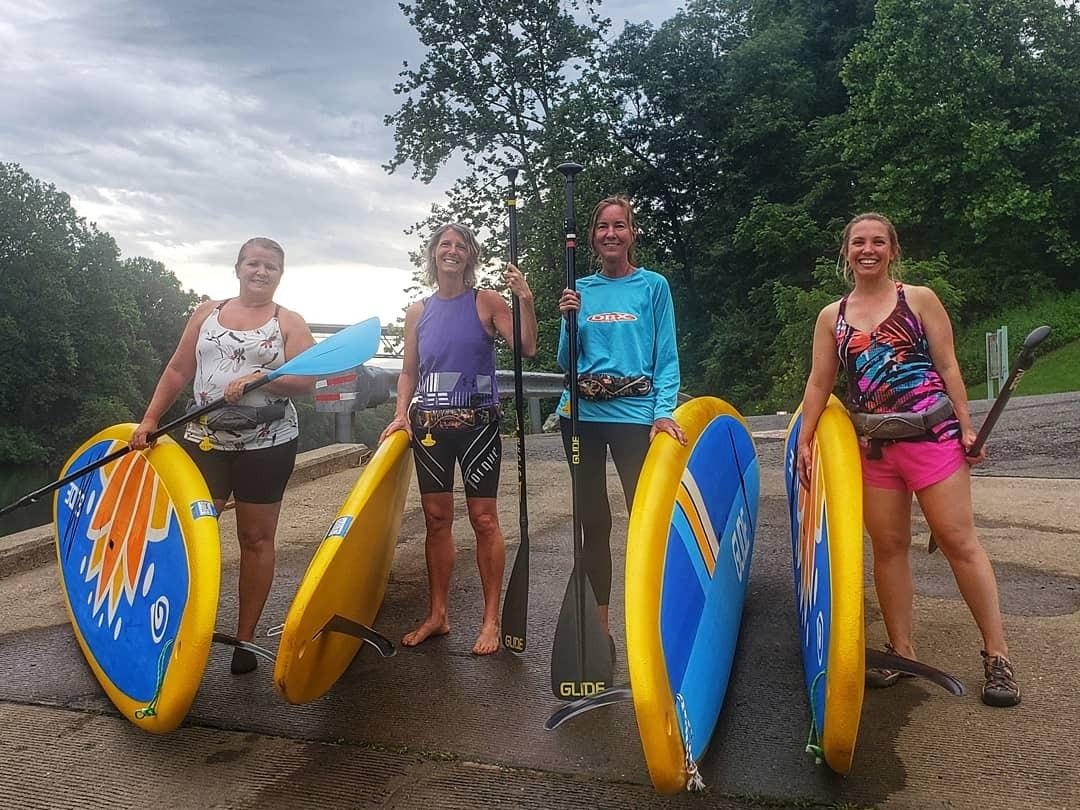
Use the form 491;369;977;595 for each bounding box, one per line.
83;448;172;627
796;439;825;630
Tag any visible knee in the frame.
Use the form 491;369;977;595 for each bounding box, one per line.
870;531;911;562
236;526;275;553
469;509;501;543
933;525;981;564
423;505;453;536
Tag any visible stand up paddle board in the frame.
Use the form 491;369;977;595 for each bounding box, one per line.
784;396;864;774
274;429;413;704
625;397;759;793
53;423;220;733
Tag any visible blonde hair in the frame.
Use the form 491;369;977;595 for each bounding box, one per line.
588;195;638;267
836;212;902;283
424;223;480;287
236;237;285;270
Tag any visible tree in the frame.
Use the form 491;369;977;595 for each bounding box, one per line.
0;163;198;464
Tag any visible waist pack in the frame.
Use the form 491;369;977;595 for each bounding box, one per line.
197;400;288;431
564;373;653;401
848;396;955;441
412;404;500;431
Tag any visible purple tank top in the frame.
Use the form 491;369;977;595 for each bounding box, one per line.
416;288;498;409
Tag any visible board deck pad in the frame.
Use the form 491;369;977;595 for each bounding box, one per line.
626;397;759;793
784;397;865;774
53;424;220;733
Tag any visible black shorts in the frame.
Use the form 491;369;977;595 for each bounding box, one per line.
182;438;298;504
411;420;502;499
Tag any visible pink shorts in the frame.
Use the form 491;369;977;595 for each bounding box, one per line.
859;437;967;492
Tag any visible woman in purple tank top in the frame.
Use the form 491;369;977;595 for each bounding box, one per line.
379;222;537;655
796;213;1020;707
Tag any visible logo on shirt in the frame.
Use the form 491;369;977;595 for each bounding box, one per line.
586;312;637;323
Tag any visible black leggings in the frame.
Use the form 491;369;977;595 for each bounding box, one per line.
560;418;652;606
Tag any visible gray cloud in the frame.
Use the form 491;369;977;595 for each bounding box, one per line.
1;0;676;322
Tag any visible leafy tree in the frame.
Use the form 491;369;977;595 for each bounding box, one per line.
0;163;198;464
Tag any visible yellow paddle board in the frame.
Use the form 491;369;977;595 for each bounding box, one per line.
784;395;865;773
54;424;220;733
274;429;413;704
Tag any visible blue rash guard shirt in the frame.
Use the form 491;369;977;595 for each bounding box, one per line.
556;267;680;426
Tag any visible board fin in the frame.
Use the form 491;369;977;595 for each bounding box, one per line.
865;648;965;695
212;632;277;663
315;614;396;658
544;685;633;730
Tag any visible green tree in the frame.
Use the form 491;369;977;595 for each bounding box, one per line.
0;163;198;464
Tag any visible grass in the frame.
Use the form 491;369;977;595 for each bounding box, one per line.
966;337;1080;401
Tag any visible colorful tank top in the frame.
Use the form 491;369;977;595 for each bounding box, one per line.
415;288;498;409
184;301;299;451
835;284;959;443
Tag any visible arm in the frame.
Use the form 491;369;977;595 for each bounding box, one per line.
796;302;842;486
649;276;686;445
226;307;317;399
378;302;422;443
488;265;538;357
909;285;983;462
130;300;215;449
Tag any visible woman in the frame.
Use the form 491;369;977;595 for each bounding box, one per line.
379;222;537;656
796;212;1020;707
131;237;315;675
556;195;686;659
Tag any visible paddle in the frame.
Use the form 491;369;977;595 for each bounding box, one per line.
500;166;530;655
550;162;613;701
927;324;1052;553
0;316;382;518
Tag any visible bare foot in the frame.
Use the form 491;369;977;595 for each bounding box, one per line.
402;616;450;647
471;620;501;655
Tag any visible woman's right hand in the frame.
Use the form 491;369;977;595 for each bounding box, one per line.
129;418;159;451
796;440;814;489
558;288;581;315
379;414;412;444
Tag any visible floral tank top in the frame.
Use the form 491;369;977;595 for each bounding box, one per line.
835;284;959;443
183;301;299;451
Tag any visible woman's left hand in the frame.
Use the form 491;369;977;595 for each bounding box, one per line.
650;417;687;446
961;426;986;465
504;263;533;302
224;371;263;403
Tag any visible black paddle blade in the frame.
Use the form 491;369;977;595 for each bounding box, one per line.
865;648;966;695
501;539;529;655
550;566;612;700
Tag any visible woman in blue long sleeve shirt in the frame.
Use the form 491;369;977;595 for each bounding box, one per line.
556;195;687;659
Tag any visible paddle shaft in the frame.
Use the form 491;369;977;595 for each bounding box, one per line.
928;325;1051;553
559;162;586;678
0;316;383;518
501;166;530;653
507;168;529;546
0;378;273;518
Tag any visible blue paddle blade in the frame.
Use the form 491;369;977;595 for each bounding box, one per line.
266;317;381;380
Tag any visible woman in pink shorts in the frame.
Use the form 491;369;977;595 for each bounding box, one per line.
796;212;1020;707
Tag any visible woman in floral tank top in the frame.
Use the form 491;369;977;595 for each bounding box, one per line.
796;213;1019;707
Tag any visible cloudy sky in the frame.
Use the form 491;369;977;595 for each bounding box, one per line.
1;1;677;327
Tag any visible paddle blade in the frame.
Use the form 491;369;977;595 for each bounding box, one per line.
550;566;612;700
501;538;529;654
268;316;381;380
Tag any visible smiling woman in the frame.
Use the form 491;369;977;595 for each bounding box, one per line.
379;221;538;656
128;237;316;676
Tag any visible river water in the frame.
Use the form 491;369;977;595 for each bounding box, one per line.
0;466;55;538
